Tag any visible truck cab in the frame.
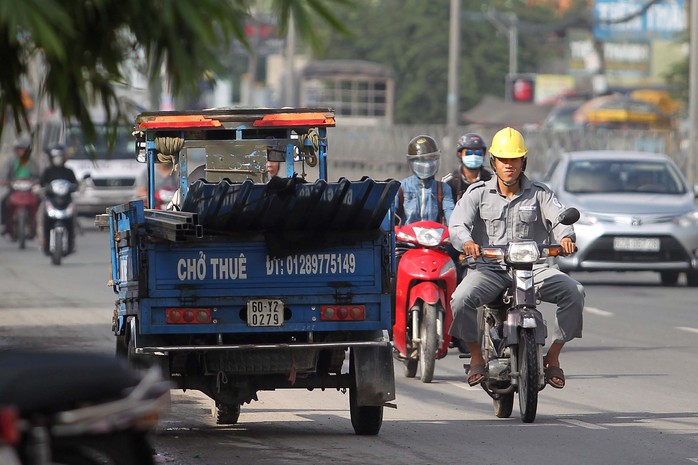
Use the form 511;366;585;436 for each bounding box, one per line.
98;108;398;435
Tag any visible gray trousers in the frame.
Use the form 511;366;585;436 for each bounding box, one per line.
448;265;585;344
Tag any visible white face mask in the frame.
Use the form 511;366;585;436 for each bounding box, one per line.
462;154;484;169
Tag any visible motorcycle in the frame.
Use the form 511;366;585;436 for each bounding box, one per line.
152;186;177;210
465;207;580;423
392;220;457;383
7;179;40;249
0;350;170;465
42;179;77;265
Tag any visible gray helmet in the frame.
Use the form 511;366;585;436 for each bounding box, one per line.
456;133;487;154
14;134;31;150
406;135;440;179
47;143;67;167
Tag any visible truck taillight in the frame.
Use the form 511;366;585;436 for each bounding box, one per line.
166;308;212;324
0;406;19;446
320;305;365;321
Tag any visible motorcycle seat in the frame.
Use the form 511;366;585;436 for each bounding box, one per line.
0;350;141;416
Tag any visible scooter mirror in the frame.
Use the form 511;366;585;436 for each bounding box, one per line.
556;207;580;226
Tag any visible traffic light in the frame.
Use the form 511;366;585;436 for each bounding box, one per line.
506;74;536;103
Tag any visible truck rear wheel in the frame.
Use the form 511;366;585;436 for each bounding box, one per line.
349;351;383;435
212;401;241;425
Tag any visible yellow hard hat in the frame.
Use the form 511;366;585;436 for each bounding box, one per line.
489;127;527;158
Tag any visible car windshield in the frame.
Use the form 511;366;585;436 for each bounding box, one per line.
65;125;135;160
564;159;686;194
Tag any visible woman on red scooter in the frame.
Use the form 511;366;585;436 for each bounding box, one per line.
395;135;454;226
1;135;40;237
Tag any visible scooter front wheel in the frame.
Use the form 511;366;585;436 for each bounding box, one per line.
16;209;27;249
517;328;539;423
51;228;63;265
418;303;438;383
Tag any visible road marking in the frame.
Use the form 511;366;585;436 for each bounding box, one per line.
560;419;607;430
676;326;698;334
446;381;480;391
584;306;613;317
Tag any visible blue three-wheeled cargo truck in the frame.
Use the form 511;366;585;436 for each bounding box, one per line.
97;108;399;435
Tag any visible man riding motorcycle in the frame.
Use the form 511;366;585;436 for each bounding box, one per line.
447;127;585;389
442;133;493;203
1;135;40;236
39;144;78;255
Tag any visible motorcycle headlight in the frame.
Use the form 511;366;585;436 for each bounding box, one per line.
413;227;444;247
506;241;540;264
675;210;698;228
50;180;71;196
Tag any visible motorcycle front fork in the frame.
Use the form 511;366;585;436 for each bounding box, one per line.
484;319;545;389
408;304;444;352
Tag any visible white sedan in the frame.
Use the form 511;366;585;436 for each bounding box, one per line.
543;150;698;287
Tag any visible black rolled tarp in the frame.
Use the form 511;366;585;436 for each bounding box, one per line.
181;176;400;234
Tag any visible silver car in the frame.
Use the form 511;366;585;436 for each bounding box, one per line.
543;150;698;286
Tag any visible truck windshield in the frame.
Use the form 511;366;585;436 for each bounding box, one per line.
66;125;135;160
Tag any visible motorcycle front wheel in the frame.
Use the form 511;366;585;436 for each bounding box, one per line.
517;328;539;423
52;228;63;265
16;209;27;249
418;303;438;383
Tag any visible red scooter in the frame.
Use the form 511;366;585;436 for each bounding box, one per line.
7;179;40;249
392;220;457;383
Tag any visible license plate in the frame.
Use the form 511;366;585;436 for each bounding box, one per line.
247;299;284;327
613;237;660;252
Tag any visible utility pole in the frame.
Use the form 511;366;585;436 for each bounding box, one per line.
485;8;518;76
284;17;296;107
689;0;697;188
447;0;461;150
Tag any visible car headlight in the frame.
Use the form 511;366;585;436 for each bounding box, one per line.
413;227;444;247
675;210;698;227
506;241;540;264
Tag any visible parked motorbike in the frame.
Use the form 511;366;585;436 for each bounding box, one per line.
7;179;40;249
0;350;170;465
42;179;77;265
465;207;580;423
392;220;457;383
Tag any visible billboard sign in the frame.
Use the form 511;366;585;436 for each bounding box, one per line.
593;0;686;41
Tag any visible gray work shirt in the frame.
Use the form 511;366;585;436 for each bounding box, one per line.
448;174;575;269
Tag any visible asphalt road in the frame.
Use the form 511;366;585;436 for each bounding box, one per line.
1;219;697;465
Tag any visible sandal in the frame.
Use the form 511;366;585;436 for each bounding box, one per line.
466;363;487;386
543;363;565;389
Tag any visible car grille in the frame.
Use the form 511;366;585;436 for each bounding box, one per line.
585;235;690;263
92;178;135;187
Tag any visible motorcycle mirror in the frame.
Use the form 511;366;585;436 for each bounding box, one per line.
557;207;580;226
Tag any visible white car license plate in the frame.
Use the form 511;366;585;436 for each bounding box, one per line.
613;237;660;252
247;299;284;327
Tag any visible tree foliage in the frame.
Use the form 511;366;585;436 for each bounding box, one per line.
0;0;348;140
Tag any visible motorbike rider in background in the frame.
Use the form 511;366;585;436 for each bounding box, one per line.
1;135;40;236
442;133;493;203
448;127;585;389
441;133;493;352
39;144;78;254
395;135;454;226
136;156;179;208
